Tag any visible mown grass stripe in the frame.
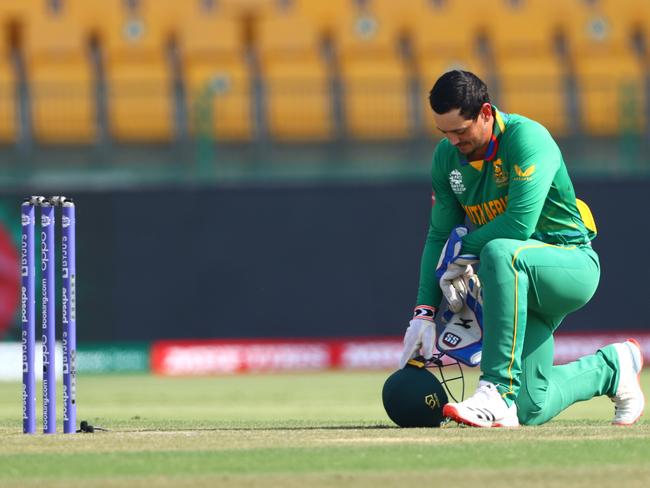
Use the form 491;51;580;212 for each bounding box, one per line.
0;438;649;479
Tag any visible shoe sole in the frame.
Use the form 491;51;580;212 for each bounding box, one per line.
442;404;519;428
612;338;645;426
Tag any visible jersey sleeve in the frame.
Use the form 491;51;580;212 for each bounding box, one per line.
416;146;466;308
461;123;561;255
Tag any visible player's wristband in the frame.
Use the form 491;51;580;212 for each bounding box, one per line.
413;305;436;321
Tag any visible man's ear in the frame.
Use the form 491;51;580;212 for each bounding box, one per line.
480;102;492;120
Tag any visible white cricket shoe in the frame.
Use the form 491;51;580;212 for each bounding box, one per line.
611;339;645;426
443;380;519;428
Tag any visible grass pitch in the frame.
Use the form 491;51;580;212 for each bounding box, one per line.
0;371;649;487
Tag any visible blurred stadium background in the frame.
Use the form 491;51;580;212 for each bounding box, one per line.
0;0;649;379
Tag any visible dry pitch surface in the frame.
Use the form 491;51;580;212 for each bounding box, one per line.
0;371;648;487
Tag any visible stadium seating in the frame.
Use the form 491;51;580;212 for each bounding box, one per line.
489;0;568;133
367;0;420;31
296;0;355;35
410;0;488;133
565;1;646;134
490;0;562;58
1;0;648;145
335;6;412;139
497;58;568;134
216;0;276;15
0;0;30;20
0;42;16;144
411;0;488;59
176;1;252;140
566;3;636;56
622;0;650;50
23;3;96;143
63;0;111;31
0;0;35;143
102;0;175;142
574;58;645;135
257;8;332;140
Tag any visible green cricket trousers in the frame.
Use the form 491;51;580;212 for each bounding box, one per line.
477;238;620;425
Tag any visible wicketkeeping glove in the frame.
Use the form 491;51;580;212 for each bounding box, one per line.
436;226;479;313
437;273;484;367
399;306;437;369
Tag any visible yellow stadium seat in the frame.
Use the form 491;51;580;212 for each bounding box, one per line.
564;2;637;57
23;5;96;143
177;2;251;140
369;0;421;31
497;56;568;135
155;0;277;19
577;0;650;61
341;58;411;139
625;0;650;49
29;64;96;143
336;11;397;59
631;0;650;45
257;10;331;139
257;9;321;60
490;0;562;59
103;0;174;141
574;57;645;136
412;0;489;136
486;1;567;134
411;0;488;60
107;64;174;141
296;0;354;34
512;0;590;32
176;4;243;60
0;0;31;21
263;57;332;140
0;3;21;143
558;1;645;135
103;0;176;57
64;0;111;35
214;0;275;15
335;10;411;139
0;59;16;143
66;0;175;48
557;0;649;36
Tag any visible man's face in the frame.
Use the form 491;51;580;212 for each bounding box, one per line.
433;104;493;159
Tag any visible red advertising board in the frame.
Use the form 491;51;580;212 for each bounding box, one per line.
151;333;650;376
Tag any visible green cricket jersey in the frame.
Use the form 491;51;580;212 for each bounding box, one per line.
416;106;597;308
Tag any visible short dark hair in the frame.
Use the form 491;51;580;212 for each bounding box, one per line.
429;70;490;119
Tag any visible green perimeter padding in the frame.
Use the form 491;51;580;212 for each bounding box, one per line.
77;343;150;374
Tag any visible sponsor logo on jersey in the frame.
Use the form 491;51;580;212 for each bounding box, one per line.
449;169;466;194
492;159;509;187
514;164;535;180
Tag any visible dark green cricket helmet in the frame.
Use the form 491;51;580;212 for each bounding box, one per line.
382;357;460;427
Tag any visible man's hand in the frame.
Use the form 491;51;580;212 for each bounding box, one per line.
436;226;479;312
399;306;437;368
441;266;475;312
